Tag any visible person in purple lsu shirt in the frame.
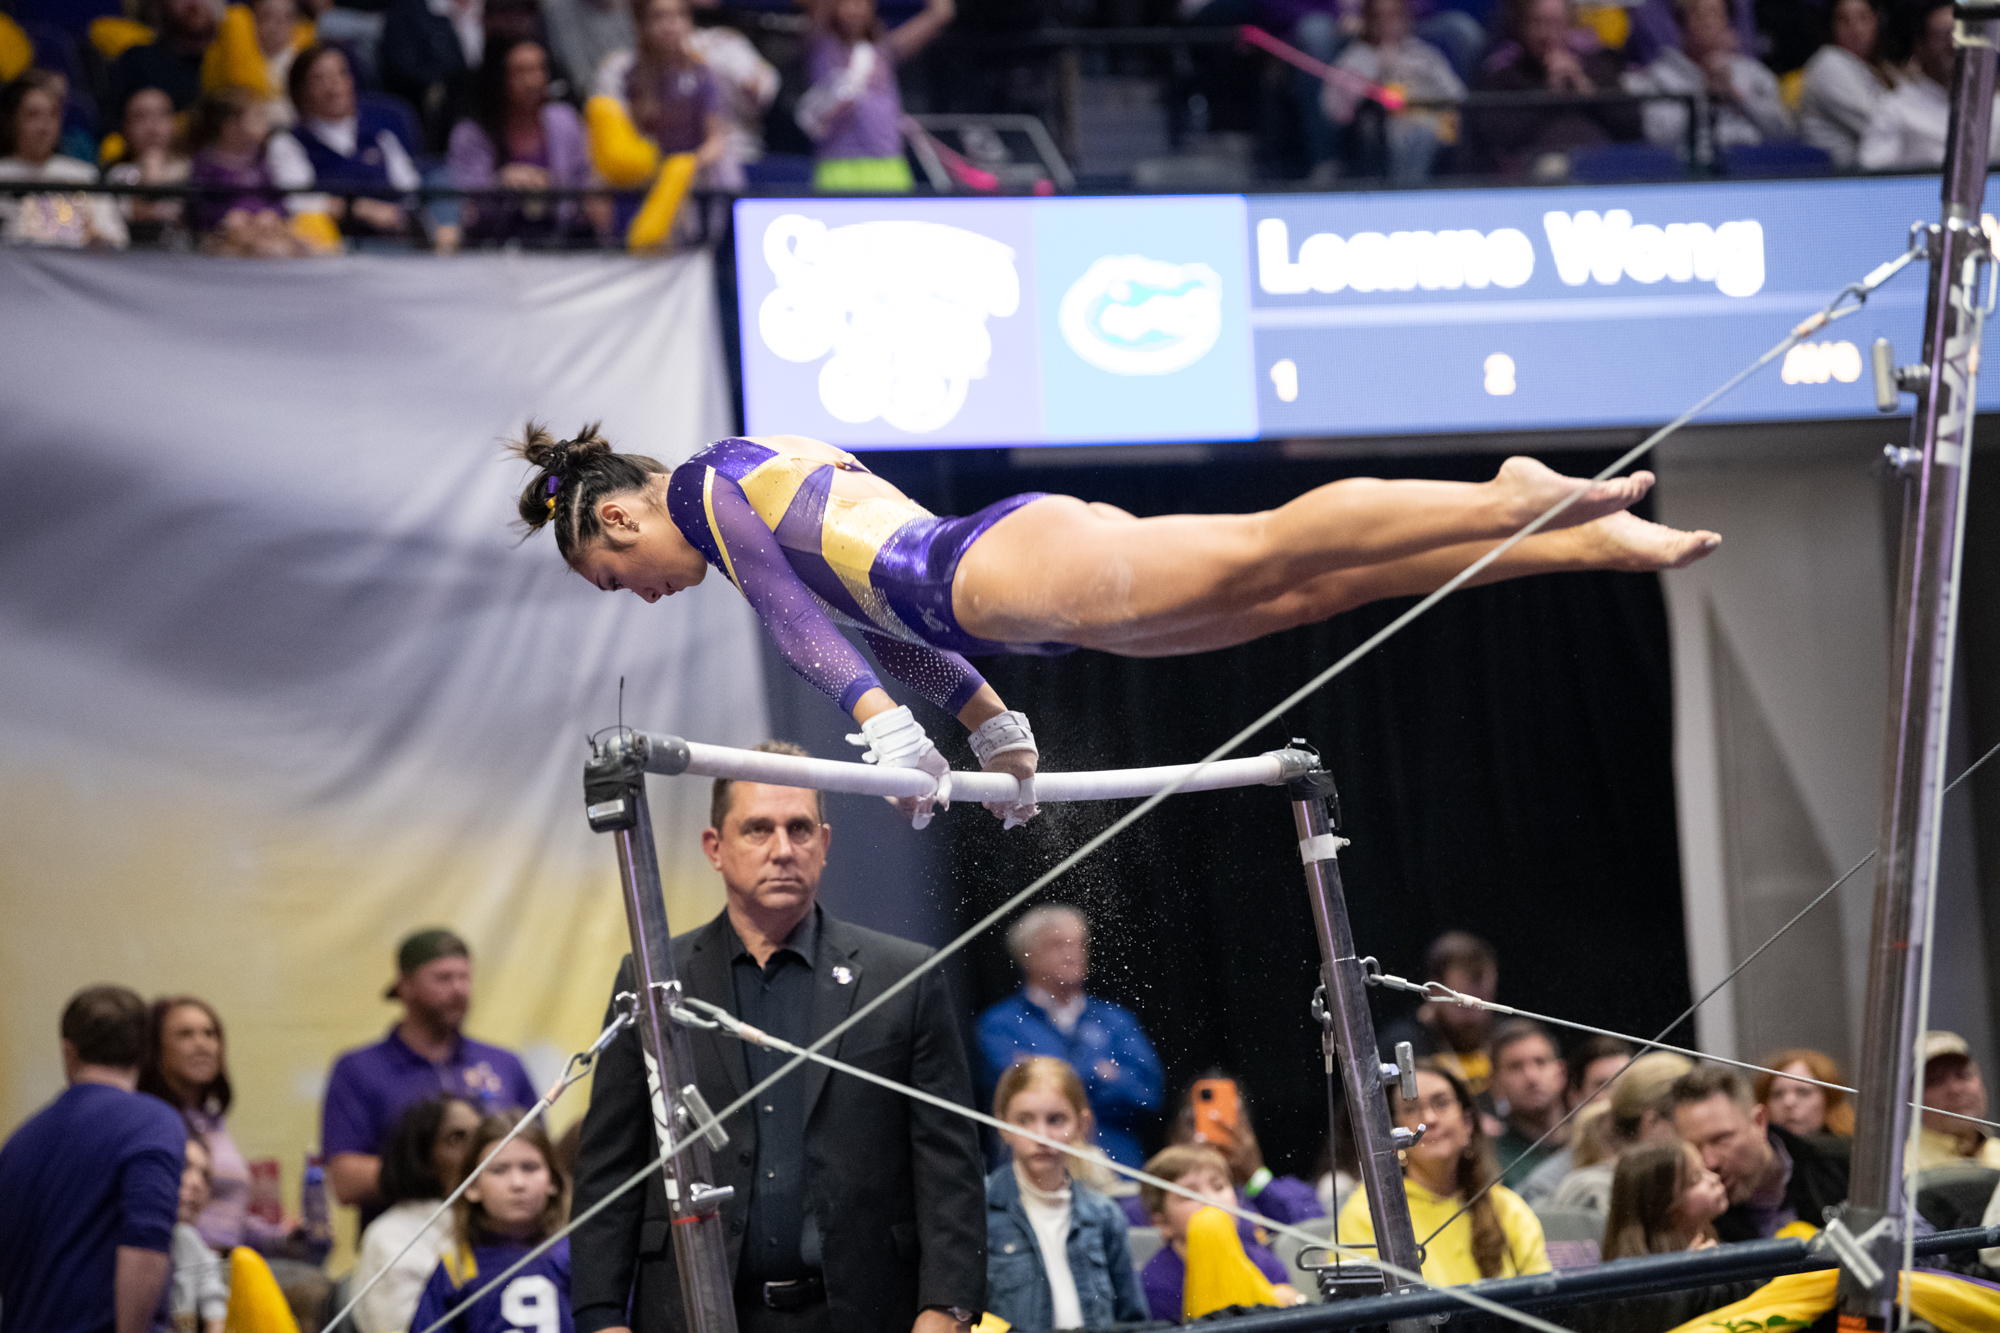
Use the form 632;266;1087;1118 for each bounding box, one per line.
322;928;538;1226
0;985;186;1333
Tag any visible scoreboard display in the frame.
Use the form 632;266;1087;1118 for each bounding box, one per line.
734;177;1958;449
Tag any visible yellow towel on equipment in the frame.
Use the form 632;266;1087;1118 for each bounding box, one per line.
1182;1205;1286;1319
1664;1267;2000;1333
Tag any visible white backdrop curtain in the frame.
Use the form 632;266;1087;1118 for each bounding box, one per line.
0;248;763;1255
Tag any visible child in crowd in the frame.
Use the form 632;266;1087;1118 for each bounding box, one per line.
186;87;307;256
1138;1144;1300;1321
796;0;954;191
411;1113;571;1333
1567;1141;1750;1332
353;1095;483;1333
986;1057;1147;1331
172;1131;229;1333
1602;1142;1727;1259
104;85;190;240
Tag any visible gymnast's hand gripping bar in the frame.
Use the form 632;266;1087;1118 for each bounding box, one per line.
602;730;1321;804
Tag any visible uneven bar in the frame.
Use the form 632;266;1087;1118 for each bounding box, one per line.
616;732;1320;804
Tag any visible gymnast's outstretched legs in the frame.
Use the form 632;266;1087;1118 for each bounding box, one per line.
951;458;1712;647
1094;511;1716;656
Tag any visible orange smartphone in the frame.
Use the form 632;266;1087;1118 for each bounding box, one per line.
1191;1078;1241;1144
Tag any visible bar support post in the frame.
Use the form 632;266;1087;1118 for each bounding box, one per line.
1839;12;1995;1326
586;737;740;1333
1289;768;1424;1308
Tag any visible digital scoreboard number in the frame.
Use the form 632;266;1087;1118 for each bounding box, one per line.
735;177;1965;449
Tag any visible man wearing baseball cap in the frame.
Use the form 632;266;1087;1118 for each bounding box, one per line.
319;927;538;1224
1916;1030;2000;1170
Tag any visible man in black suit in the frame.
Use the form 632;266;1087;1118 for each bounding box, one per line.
571;741;987;1333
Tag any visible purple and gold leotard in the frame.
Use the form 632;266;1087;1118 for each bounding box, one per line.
665;438;1069;716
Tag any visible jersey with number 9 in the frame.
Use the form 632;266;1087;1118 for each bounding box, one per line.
410;1237;573;1333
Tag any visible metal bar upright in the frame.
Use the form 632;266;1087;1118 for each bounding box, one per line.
1288;768;1424;1299
587;737;740;1333
1839;11;1996;1326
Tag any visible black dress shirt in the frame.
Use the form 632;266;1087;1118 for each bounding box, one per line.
729;908;820;1282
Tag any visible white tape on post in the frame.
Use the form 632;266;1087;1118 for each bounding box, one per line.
1299;833;1349;864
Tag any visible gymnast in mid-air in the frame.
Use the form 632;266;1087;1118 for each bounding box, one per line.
514;428;1720;828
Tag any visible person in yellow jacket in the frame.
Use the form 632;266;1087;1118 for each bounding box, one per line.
201;0;316;127
1337;1062;1551;1286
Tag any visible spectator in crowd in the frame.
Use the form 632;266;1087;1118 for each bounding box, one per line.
1322;0;1467;182
544;0;633;94
351;1095;482;1333
0;985;186;1333
976;904;1164;1171
1753;1048;1854;1142
0;69;127;247
985;1056;1147;1332
1566;1142;1752;1333
594;0;730;184
1624;0;1756;68
1467;0;1642;178
202;0;316;128
102;84;189;242
797;0;955;191
1516;1034;1633;1205
1914;1030;2000;1169
1377;931;1500;1103
1602;1142;1727;1258
107;0;219;117
321;926;537;1226
1626;0;1792;164
688;0;780;175
269;44;422;238
188;87;308;255
1670;1065;1850;1242
447;37;599;243
382;0;482;149
410;1112;572;1333
1797;0;1896;166
1547;1051;1692;1221
1137;1144;1299;1321
1859;0;2000;169
572;741;986;1333
1337;1062;1552;1284
138;995;291;1255
1490;1019;1569;1188
1158;1074;1324;1228
171;1128;230;1333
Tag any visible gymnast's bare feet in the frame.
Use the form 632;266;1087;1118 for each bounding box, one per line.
1495;456;1654;531
1578;510;1721;571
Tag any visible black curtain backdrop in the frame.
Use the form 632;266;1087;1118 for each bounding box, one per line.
866;447;1692;1180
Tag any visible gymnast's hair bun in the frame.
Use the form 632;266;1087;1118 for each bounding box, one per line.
507;420;667;560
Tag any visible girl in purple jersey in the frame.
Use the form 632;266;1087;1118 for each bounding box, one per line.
510;427;1720;828
411;1114;571;1333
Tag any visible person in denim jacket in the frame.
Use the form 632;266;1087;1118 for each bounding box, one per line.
985;1058;1146;1331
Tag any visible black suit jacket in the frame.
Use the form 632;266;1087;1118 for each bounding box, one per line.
571;909;987;1333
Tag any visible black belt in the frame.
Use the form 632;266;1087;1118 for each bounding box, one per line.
743;1275;826;1311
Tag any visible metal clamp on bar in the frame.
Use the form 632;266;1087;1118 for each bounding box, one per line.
1817;1216;1892;1297
676;1084;730;1151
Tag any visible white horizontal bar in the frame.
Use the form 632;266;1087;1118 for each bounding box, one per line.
632;734;1316;805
